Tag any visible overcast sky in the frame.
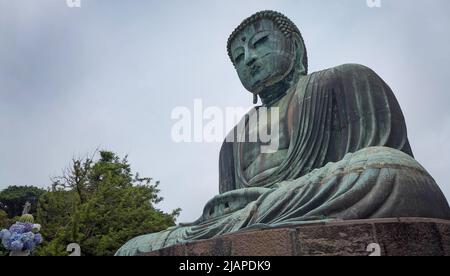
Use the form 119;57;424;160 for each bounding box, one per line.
1;0;449;222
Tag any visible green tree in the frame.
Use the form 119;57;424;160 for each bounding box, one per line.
35;151;180;256
0;185;46;218
0;209;9;228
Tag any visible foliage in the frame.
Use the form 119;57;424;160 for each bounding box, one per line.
0;210;9;229
0;186;46;218
35;151;180;256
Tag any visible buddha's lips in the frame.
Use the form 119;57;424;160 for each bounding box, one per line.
250;65;261;76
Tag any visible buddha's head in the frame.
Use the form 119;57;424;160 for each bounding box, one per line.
227;11;308;98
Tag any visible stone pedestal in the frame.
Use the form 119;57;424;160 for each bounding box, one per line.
140;218;450;256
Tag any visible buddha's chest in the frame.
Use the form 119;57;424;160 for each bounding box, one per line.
239;93;295;181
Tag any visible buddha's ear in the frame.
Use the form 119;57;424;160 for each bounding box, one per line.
291;33;307;75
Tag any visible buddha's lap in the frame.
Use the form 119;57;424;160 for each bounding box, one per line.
179;146;434;228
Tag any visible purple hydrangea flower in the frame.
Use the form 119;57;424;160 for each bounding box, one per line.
1;222;42;251
34;233;43;244
23;240;35;251
21;232;34;243
0;229;11;240
10;240;23;251
2;237;11;249
23;223;34;233
9;222;34;234
9;223;26;234
10;233;21;244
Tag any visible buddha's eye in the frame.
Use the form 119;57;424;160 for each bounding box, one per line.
253;35;269;48
234;53;244;64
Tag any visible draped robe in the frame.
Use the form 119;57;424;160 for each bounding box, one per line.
115;64;450;256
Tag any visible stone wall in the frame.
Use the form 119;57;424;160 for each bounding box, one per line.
140;218;450;256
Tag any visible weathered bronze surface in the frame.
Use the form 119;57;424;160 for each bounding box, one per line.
115;10;450;256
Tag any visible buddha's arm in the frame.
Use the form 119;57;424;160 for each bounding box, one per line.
326;64;414;159
219;138;237;194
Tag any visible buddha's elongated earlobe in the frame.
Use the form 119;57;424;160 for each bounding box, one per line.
253;94;258;104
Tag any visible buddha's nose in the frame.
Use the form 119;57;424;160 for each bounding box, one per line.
245;53;258;67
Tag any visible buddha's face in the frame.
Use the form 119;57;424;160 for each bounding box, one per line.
230;19;296;94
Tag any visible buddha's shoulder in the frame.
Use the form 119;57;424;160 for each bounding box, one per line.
309;63;377;82
330;63;374;72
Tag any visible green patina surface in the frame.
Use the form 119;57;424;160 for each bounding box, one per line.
116;10;450;256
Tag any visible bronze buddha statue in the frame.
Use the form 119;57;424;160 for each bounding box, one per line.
116;10;450;256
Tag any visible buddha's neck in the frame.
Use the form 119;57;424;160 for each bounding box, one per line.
258;68;301;107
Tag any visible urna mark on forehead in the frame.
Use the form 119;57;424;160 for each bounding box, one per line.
230;19;276;51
